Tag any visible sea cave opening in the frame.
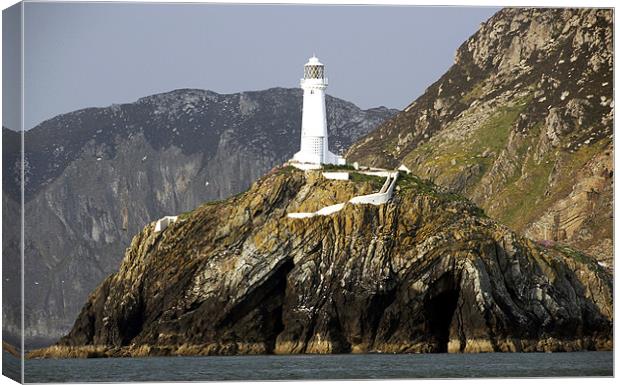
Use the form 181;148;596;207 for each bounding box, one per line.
120;298;146;345
423;280;460;353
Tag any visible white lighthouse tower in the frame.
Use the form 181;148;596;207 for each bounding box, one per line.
292;56;346;165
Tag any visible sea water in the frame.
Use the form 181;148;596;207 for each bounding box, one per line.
10;351;613;382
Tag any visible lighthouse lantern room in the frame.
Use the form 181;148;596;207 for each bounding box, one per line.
292;56;346;166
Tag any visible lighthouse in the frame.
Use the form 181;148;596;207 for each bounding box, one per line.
292;56;346;165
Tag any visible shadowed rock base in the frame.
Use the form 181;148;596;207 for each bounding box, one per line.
29;336;613;359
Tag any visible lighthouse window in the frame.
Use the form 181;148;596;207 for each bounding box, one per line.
304;65;324;79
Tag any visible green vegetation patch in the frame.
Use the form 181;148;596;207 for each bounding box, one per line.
396;172;485;217
397;172;442;196
554;244;593;265
460;81;486;104
275;165;300;175
552;244;605;276
322;163;356;172
492;138;609;231
492;152;554;229
406;97;531;182
349;172;385;190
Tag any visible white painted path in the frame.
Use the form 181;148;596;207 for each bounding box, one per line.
287;171;398;219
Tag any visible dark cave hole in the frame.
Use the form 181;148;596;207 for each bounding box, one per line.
120;298;146;345
214;257;294;353
424;289;459;353
269;263;291;349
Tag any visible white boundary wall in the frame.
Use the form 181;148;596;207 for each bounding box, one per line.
155;216;179;232
349;172;398;206
287;203;345;219
398;164;412;174
358;170;392;178
322;172;349;180
290;162;322;171
317;203;346;215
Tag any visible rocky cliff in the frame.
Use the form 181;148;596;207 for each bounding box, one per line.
2;88;396;346
346;8;613;266
29;167;612;358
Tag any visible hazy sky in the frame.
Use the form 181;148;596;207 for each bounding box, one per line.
6;3;499;130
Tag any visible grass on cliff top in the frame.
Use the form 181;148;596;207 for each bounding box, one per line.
275;165;302;175
349;172;385;190
397;172;486;216
322;164;356;172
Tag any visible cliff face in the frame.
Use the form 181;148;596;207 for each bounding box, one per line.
346;8;613;265
30;167;612;358
1;88;396;345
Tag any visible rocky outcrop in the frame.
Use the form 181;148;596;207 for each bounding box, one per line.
524;148;613;267
2;88;396;346
29;167;612;358
346;8;613;265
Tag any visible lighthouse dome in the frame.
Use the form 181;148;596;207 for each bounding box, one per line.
306;56;323;66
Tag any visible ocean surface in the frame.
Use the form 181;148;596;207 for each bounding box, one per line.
9;351;614;382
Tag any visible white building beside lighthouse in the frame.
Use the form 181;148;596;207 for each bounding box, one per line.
292;56;346;166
